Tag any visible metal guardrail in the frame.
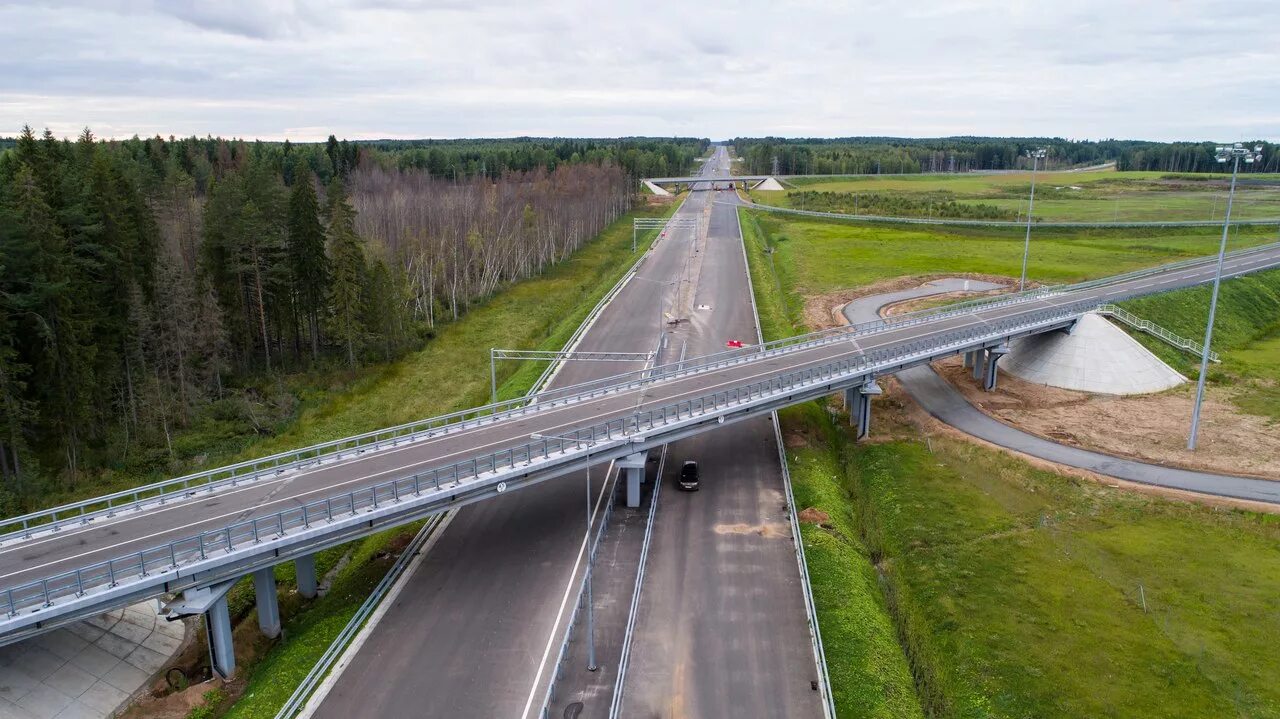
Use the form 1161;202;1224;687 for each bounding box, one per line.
6;240;1277;544
738;198;1280;229
273;513;445;719
0;297;1102;620
1096;305;1220;362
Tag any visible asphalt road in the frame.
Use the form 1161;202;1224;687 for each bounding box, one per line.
308;150;733;718
618;183;824;717
2;236;1278;599
843;281;1280;504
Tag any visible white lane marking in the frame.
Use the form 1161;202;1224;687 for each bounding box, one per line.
520;460;615;719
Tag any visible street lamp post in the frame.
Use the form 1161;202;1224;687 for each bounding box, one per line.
1019;148;1047;292
530;431;599;670
1188;143;1263;450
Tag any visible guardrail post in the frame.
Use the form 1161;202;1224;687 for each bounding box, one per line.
252;566;282;638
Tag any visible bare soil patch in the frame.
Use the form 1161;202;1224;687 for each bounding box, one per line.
935;356;1280;479
802;273;1018;330
798;507;831;526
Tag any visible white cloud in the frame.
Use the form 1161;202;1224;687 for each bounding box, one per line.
0;0;1276;141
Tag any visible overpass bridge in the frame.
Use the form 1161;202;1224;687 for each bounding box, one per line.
646;175;769;188
1;240;1279;674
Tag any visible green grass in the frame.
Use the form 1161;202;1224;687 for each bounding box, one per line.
741;209;1277;298
741;204;1280;717
758;169;1280;222
1118;268;1280;421
849;437;1280;719
207;200;681;717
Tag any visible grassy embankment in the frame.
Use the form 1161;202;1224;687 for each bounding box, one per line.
754;169;1280;222
1121;269;1280;421
741;207;1280;718
163;199;681;719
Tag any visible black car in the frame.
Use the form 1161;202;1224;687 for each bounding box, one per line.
678;460;700;491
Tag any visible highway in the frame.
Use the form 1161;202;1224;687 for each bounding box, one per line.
308;148;751;717
615;173;824;716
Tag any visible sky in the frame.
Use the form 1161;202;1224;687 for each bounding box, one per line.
1;0;1277;143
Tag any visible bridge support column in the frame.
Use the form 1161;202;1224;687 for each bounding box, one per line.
963;350;975;370
972;349;987;380
853;379;883;441
617;451;648;508
253;566;281;639
295;554;318;599
983;343;1010;391
204;595;235;679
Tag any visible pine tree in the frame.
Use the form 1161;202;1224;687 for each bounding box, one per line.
325;181;366;366
287;169;330;358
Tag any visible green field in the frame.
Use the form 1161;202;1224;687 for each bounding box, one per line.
742;209;1276;298
754;169;1280;222
171;200;682;719
741;206;1280;718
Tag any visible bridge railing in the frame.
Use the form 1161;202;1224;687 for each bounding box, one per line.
5;240;1277;543
0;297;1102;619
1096;304;1220;362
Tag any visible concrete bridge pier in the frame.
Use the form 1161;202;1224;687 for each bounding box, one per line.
983;343;1010;391
296;554;318;599
845;379;883;440
971;348;987;380
963;350;976;370
618;451;649;508
165;579;239;678
253;566;281;638
205;595;235;678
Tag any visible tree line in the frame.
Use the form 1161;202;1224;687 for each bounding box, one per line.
0;129;674;508
732;137;1278;176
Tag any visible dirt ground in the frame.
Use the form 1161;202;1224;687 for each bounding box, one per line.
804;278;1280;485
802;273;1016;331
936;357;1280;479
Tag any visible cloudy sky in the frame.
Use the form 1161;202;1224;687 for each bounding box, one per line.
2;0;1277;142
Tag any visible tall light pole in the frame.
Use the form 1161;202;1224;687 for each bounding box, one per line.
1188;143;1263;450
531;432;600;670
1018;148;1047;292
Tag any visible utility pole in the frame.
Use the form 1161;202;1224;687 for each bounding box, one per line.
1188;143;1262;450
1018;148;1047;291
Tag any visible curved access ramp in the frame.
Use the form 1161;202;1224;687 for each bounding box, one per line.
842;280;1280;505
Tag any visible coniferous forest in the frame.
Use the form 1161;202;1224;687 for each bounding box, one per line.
0;129;706;509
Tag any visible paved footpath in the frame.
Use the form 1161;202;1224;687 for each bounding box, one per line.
0;603;186;719
843;279;1280;504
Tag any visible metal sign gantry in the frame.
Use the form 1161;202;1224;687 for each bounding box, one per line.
632;216;699;251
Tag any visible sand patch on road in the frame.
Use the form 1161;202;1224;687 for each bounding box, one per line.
714;522;791;538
